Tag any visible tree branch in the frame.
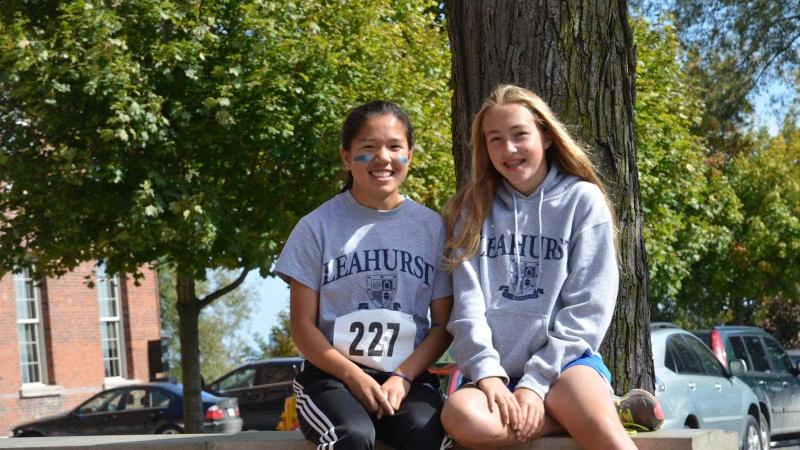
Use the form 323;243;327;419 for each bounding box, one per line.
751;30;800;88
198;268;250;309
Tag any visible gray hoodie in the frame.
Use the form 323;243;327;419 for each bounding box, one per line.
447;164;618;399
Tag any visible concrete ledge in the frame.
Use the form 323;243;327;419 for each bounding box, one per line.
0;429;738;450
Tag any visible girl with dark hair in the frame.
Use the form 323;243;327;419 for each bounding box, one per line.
275;101;453;450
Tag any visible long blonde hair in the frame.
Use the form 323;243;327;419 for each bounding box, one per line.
443;84;613;269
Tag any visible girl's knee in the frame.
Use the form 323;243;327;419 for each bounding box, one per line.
339;425;376;449
396;418;446;450
440;399;463;433
441;392;478;429
442;398;506;445
393;404;441;434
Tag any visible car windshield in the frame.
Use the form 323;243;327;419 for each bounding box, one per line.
693;331;710;346
260;365;296;384
669;335;706;375
218;367;256;391
684;335;725;377
77;390;124;414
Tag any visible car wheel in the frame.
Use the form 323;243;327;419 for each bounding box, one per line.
743;415;761;450
157;425;183;434
758;412;770;450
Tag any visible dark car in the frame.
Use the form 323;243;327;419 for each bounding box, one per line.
693;326;800;448
204;357;303;430
12;382;242;437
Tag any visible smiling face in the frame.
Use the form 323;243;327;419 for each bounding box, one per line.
341;114;412;209
482;104;551;196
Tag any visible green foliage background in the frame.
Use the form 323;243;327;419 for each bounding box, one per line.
683;121;800;331
2;0;799;377
159;268;258;381
0;0;452;284
635;16;800;342
0;1;451;428
244;308;299;360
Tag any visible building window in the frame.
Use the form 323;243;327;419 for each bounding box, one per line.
97;264;126;378
14;268;47;384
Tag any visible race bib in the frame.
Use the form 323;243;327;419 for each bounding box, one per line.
333;309;417;372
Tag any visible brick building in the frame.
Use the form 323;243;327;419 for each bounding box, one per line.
0;262;161;437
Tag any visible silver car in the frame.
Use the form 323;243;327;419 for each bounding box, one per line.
650;323;762;450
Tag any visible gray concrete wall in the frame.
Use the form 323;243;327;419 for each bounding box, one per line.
0;429;738;450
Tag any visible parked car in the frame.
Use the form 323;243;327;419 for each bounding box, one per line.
12;382;242;437
203;357;303;430
693;326;800;448
650;323;762;450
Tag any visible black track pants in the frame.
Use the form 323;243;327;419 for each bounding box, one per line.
293;362;451;450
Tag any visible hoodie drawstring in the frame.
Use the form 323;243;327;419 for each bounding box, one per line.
512;193;521;271
512;188;544;294
536;188;544;293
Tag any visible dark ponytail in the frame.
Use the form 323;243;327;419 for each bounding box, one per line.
342;172;354;192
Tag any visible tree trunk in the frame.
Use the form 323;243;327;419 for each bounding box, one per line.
446;0;653;393
176;272;203;433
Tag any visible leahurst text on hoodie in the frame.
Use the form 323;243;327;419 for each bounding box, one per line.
447;164;619;400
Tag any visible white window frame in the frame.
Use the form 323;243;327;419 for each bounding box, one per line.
97;264;127;380
14;268;48;385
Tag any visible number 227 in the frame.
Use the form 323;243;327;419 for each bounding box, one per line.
349;322;400;357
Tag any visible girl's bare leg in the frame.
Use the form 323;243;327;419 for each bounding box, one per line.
544;366;636;450
441;386;563;449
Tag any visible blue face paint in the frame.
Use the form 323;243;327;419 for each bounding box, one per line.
352;153;409;164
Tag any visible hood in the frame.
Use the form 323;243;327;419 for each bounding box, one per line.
495;162;578;209
494;163;580;295
13;411;71;433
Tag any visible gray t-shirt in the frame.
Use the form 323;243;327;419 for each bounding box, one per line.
276;191;452;350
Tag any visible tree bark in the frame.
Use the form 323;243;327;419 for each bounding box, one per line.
174;268;250;433
176;271;203;433
446;0;653;393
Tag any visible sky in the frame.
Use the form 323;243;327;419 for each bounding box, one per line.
243;274;290;345
752;81;796;135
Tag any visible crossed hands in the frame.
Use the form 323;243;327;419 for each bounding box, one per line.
477;376;545;442
346;372;411;419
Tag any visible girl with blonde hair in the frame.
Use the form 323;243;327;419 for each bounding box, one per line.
441;85;661;449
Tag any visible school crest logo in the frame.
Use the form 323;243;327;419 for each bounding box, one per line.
499;260;544;301
366;275;397;309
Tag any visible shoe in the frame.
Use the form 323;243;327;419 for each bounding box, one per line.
614;388;664;431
